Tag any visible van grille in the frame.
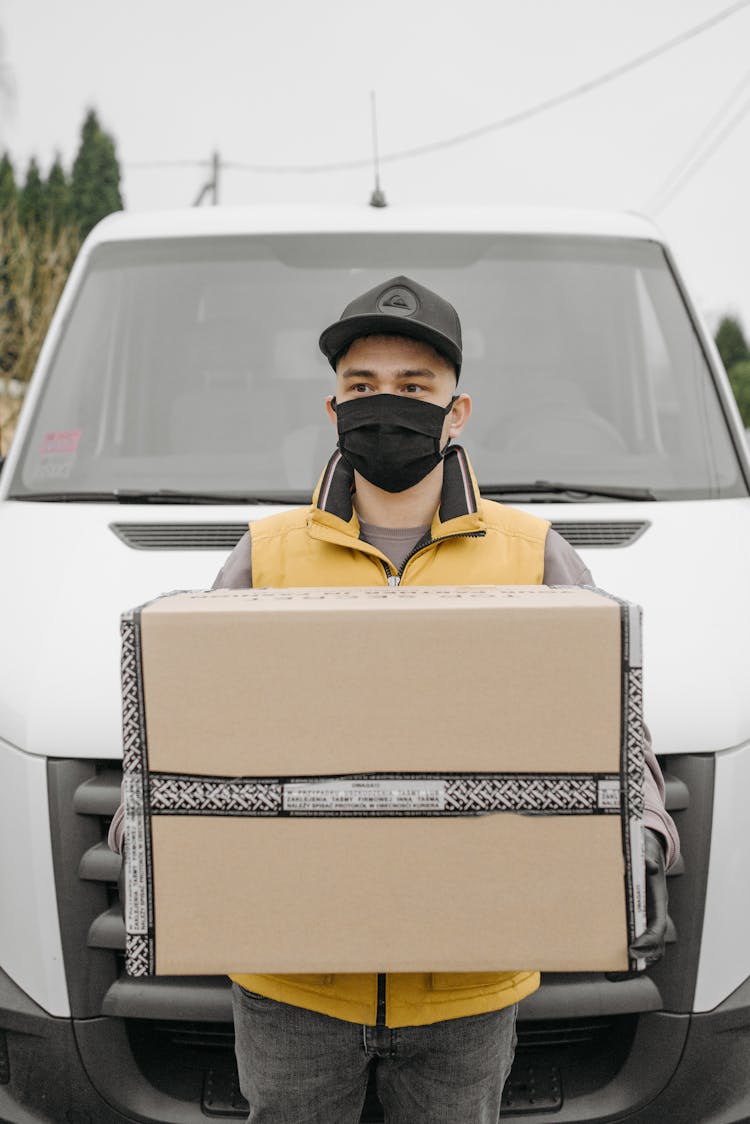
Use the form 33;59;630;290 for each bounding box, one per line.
68;759;685;1020
110;520;649;552
48;756;697;1122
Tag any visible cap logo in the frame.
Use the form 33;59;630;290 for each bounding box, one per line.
376;285;418;317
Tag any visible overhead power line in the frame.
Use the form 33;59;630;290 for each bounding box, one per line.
649;88;750;212
222;0;750;174
126;159;213;169
647;63;750;212
126;0;750;178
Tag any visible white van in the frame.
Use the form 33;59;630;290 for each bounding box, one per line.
0;205;749;1122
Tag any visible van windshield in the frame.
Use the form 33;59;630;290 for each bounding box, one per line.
9;233;746;501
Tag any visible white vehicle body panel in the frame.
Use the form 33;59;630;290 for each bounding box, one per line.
693;739;750;1012
0;501;252;756
0;739;69;1015
80;204;665;243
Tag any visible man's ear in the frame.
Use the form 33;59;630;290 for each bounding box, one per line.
448;393;472;438
325;395;337;428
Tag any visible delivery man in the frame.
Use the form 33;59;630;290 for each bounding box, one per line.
202;275;680;1123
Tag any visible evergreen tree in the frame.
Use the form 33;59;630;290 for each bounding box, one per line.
715;316;750;372
70;108;123;238
0;152;16;213
18;157;45;229
727;360;750;428
45;153;71;231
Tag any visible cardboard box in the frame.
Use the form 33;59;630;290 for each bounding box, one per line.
122;585;646;977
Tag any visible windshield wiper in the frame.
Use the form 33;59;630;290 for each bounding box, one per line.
479;481;657;502
118;489;311;504
9;489;311;505
8;491;129;502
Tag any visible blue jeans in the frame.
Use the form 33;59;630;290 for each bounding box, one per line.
231;983;518;1123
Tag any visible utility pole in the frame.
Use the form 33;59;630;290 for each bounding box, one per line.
192;150;221;206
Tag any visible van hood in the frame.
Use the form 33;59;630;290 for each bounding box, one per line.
1;498;749;759
0;502;253;759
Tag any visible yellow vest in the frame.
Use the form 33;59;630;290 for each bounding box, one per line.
231;446;550;1027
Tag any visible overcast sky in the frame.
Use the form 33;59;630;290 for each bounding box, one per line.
1;0;749;331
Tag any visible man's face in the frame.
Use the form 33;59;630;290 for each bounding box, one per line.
325;335;471;446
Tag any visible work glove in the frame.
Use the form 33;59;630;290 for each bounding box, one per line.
628;828;668;966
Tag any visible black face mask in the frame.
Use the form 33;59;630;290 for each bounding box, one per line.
332;394;457;493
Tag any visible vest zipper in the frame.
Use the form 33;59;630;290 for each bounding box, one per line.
382;532;488;593
376;973;387;1026
379;528;486;1017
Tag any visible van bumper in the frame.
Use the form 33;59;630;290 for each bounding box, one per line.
2;966;750;1123
621;972;750;1124
0;964;125;1123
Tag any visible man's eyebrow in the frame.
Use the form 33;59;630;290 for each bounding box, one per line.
340;368;438;380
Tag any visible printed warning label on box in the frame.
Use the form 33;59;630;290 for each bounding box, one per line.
124;773;149;935
283;778;447;813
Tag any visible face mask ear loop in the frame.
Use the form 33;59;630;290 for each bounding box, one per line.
330;396;338;413
441;394;461;453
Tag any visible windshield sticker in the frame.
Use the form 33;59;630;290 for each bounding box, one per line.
39;429;82;454
32;429;82;481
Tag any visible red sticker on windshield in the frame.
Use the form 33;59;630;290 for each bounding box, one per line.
40;430;82;454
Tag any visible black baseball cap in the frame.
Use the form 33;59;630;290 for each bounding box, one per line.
318;275;463;376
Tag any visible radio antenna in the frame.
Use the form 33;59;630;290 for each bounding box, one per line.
369;90;387;208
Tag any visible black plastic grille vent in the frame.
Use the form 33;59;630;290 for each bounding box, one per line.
111;520;649;552
110;522;249;551
550;521;649;548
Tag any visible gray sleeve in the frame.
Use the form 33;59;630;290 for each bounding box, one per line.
642;725;680;869
107;797;125;854
211;530;253;589
542;528;593;587
543;527;680;868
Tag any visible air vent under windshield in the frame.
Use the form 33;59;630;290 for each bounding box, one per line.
111;520;649;552
110;522;249;551
549;521;649;548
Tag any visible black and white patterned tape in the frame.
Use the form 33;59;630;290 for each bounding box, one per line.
146;772;622;817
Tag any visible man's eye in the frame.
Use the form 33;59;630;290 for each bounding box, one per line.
404;384;423;394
